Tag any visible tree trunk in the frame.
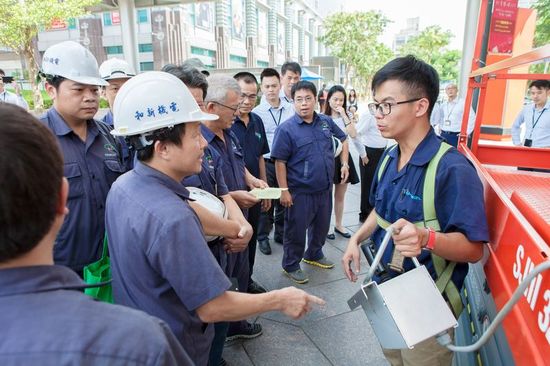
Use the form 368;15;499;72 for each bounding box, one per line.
23;42;43;112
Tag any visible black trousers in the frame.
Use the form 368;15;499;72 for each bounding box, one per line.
359;146;386;219
247;203;261;280
257;159;285;241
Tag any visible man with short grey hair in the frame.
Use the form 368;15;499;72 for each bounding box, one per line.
203;74;267;344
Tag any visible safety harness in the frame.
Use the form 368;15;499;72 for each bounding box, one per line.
375;142;463;317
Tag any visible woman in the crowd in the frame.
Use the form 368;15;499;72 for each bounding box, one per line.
348;88;358;110
324;85;360;239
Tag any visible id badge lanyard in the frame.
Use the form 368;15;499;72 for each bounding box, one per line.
528;107;546;139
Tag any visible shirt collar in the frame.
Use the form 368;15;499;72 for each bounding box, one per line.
279;89;292;103
0;265;88;297
293;111;320;125
134;161;191;200
388;128;443;167
201;123;217;144
45;108;99;139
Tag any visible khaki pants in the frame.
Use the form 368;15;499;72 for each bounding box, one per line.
382;329;454;366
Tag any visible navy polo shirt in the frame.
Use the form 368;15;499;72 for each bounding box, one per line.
182;146;230;273
40;108;126;272
369;128;490;289
231;112;270;178
0;265;193;365
106;161;231;365
271;112;346;194
101;110;114;126
182;145;229;198
201;124;248;193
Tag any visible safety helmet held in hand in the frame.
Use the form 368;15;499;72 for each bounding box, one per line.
332;136;343;157
187;187;228;242
111;71;218;137
41;41;107;86
99;58;136;80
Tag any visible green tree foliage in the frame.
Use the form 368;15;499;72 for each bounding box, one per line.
0;0;99;110
530;0;549;74
399;25;461;82
319;11;393;93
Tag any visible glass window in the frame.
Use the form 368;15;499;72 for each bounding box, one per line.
257;60;269;68
105;46;123;55
229;54;246;67
103;12;112;26
68;18;77;30
140;62;154;71
137;9;148;24
138;43;153;53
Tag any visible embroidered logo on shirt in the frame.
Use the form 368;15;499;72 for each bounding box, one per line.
401;188;422;201
255;132;262;140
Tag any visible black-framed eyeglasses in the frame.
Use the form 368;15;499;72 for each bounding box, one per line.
367;98;423;116
211;101;240;112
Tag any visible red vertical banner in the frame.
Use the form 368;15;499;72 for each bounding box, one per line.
488;0;519;54
111;11;121;25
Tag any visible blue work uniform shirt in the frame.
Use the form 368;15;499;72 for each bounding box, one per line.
183;145;229;197
40;108;126;272
201;124;248;193
231;112;270;178
101;110;114;126
0;265;193;365
271;112;346;194
106;161;231;366
102;109;134;169
369;128;490;290
182;146;230;273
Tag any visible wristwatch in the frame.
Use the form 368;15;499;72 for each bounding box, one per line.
424;227;436;251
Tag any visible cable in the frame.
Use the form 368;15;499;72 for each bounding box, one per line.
437;260;550;352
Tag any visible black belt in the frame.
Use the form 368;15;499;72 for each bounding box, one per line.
441;130;460;135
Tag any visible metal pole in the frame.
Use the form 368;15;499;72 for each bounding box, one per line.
118;0;140;73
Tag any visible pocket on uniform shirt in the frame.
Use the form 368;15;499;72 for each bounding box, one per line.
103;159;126;186
295;136;314;161
64;163;84;199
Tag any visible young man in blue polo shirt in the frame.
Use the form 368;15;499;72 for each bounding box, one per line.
106;72;323;366
231;71;271;295
342;55;489;366
0;103;193;365
271;81;349;284
39;41;126;276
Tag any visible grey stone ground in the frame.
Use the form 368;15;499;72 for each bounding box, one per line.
223;181;389;366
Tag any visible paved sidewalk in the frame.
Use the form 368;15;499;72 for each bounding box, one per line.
223;182;389;366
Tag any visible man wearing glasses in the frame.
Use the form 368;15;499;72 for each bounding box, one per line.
342;56;489;366
203;74;267;344
271;81;348;284
231;72;271;296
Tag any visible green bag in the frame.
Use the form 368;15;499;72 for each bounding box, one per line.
83;234;113;303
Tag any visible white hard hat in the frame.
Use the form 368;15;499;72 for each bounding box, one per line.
332;136;343;157
187;187;228;242
99;57;136;80
111;71;218;137
41;41;107;86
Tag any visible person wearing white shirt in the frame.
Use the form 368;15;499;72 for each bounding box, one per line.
511;79;550;172
435;83;475;147
512;80;550;148
353;110;390;223
0;69;29;110
253;68;295;255
278;61;301;109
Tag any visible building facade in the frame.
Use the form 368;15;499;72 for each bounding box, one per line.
0;0;326;75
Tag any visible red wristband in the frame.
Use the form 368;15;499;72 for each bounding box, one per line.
424;227;436;251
